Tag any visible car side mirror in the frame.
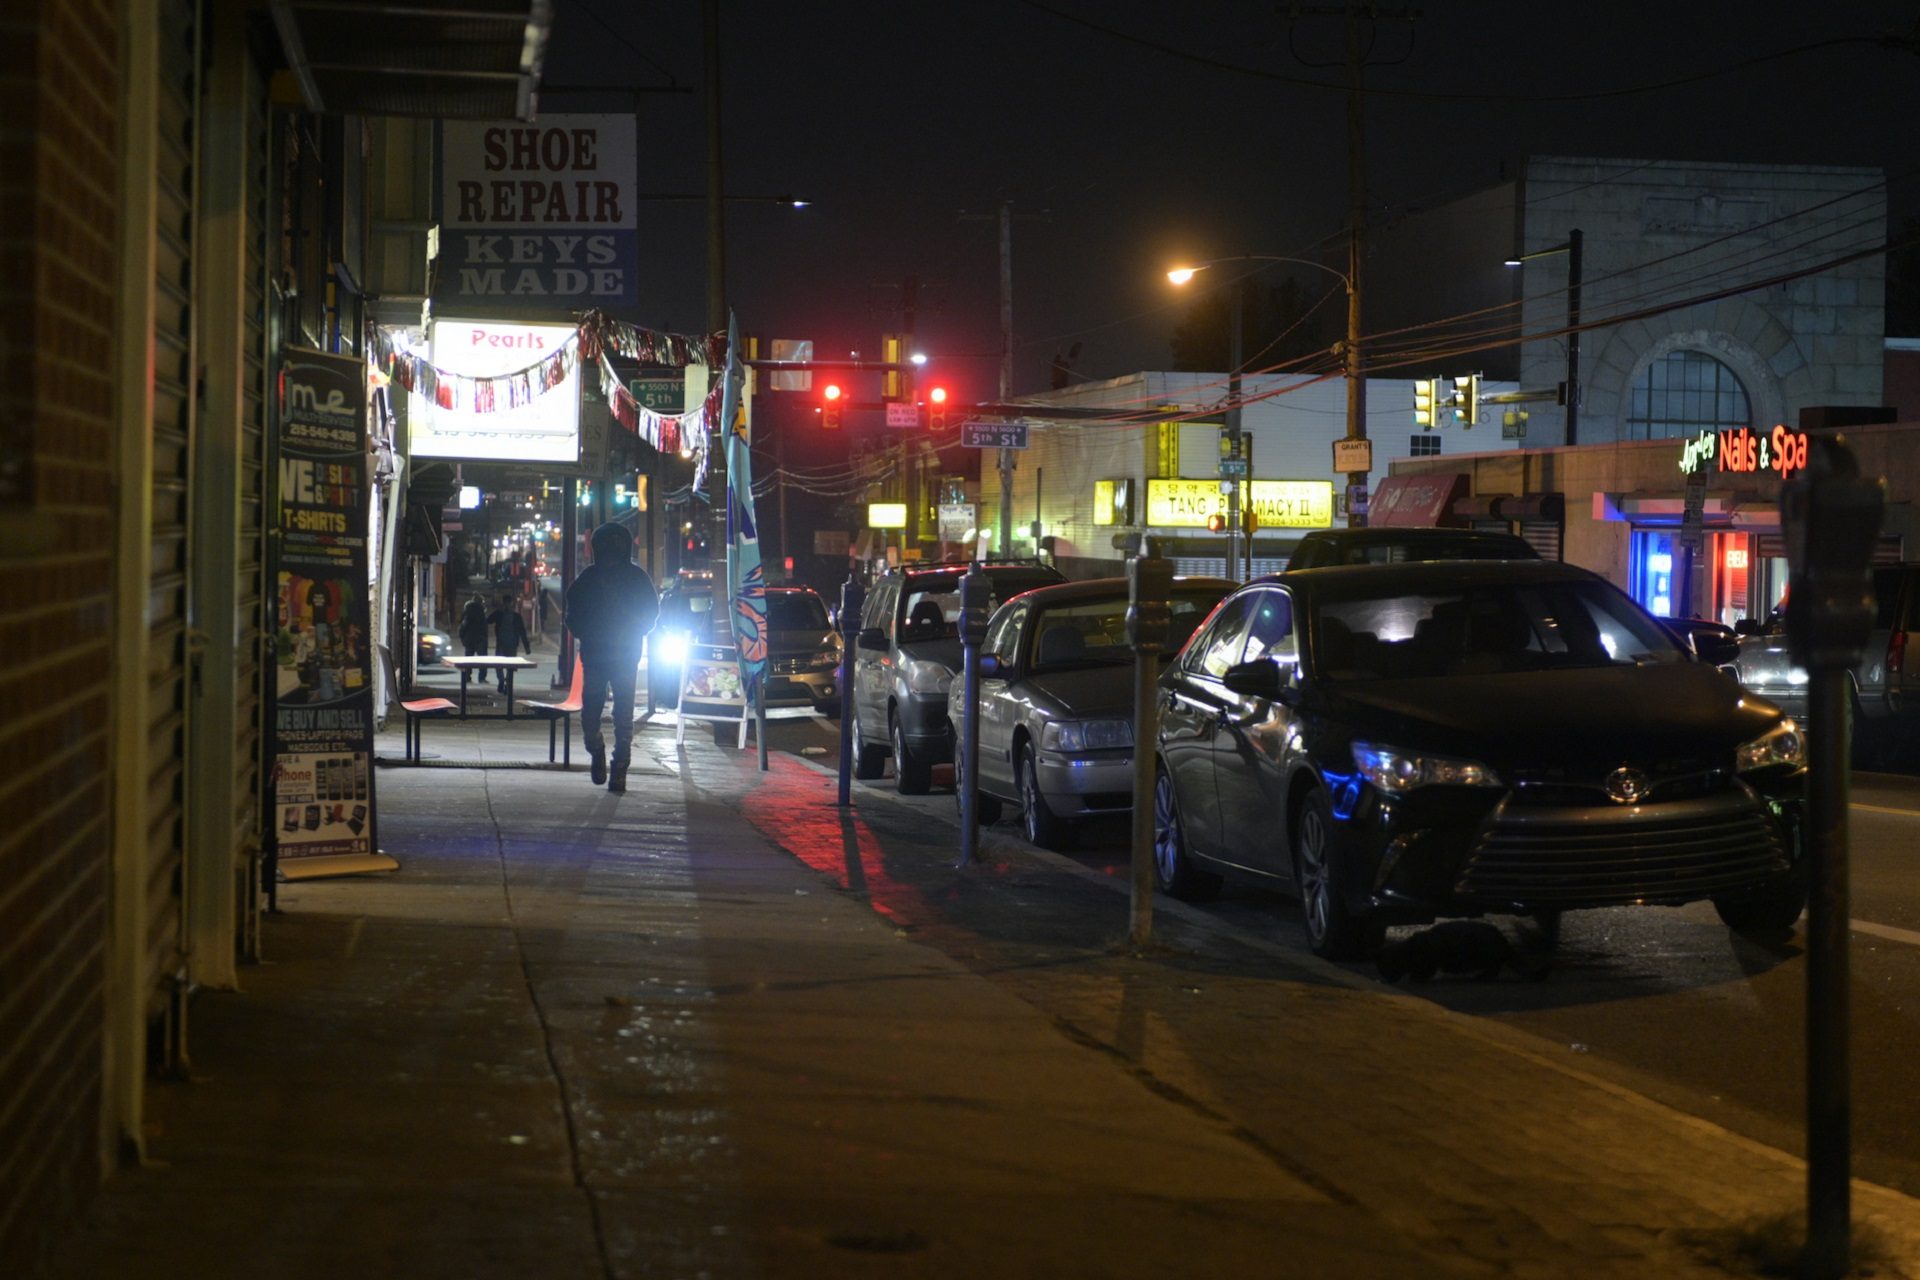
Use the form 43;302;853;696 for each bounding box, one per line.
977;654;1003;679
1222;658;1292;702
1732;619;1761;637
857;626;888;652
1693;631;1741;667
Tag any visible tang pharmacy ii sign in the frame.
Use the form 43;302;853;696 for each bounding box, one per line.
436;115;638;309
268;349;390;877
1677;424;1811;480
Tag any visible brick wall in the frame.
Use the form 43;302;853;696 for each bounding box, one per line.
0;0;120;1268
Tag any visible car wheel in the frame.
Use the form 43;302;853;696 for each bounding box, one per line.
954;744;1003;826
1713;875;1807;936
892;711;932;794
851;706;887;780
1017;744;1073;850
1292;787;1382;960
1153;765;1220;900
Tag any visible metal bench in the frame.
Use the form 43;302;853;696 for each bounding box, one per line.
520;655;585;765
399;694;458;760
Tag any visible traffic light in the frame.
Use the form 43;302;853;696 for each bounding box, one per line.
1206;512;1226;533
1413;379;1437;429
1454;373;1480;428
928;385;948;430
821;382;843;429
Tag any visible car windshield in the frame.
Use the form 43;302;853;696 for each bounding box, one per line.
900;569;1060;642
766;593;828;631
1028;590;1226;672
1311;579;1684;682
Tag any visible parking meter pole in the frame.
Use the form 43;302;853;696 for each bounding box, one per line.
1126;542;1173;947
957;562;992;868
836;575;866;808
1781;436;1884;1280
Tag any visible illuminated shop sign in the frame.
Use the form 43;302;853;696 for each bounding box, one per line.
1677;425;1809;480
1146;478;1333;529
410;320;582;464
867;502;908;529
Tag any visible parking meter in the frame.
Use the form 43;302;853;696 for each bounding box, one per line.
1125;541;1174;945
956;563;993;866
1781;435;1885;1280
836;573;867;808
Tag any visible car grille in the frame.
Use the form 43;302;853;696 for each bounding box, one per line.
772;655;826;674
1455;793;1789;907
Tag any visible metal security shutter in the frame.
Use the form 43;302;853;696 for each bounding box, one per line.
1755;533;1903;565
1174;556;1227;578
146;0;200;1029
1517;521;1563;561
233;48;269;953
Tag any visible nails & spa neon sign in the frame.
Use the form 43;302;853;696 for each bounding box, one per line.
1677;425;1809;479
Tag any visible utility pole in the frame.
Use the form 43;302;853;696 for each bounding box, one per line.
1225;276;1244;579
1341;3;1368;528
1565;227;1583;446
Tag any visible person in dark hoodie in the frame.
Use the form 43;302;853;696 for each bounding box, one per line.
487;590;532;686
564;522;659;792
458;593;491;682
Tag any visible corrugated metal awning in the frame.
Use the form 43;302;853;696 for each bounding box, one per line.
270;1;552;120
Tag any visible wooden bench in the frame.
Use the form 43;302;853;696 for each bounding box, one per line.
520;655;585;765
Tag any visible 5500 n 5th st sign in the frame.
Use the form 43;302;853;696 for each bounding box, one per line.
1146;478;1333;529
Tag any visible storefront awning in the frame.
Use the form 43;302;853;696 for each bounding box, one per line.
1371;472;1468;527
270;1;552;120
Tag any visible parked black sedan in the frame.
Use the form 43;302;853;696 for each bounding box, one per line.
1152;560;1807;959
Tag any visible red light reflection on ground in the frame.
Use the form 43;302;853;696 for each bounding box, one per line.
731;755;928;926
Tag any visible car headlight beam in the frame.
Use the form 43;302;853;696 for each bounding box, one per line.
1041;719;1133;754
1736;718;1805;772
1351;742;1501;793
653;631;689;666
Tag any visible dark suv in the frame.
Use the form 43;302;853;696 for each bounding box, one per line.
849;559;1065;792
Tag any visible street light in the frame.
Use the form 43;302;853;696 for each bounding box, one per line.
1168;254;1361;574
1504;228;1583;446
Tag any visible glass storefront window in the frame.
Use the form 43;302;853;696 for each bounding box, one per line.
1632;529;1678;618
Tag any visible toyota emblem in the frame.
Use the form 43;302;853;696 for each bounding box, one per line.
1604;767;1651;804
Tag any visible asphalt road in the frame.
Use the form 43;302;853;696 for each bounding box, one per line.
761;708;1920;1201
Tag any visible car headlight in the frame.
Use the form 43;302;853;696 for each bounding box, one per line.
653;631;689;666
1041;719;1133;753
1352;742;1501;792
1737;719;1805;772
907;663;953;694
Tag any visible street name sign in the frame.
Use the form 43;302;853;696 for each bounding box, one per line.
961;419;1029;449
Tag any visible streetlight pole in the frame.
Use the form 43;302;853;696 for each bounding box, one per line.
1565;227;1583;446
1225;275;1243;581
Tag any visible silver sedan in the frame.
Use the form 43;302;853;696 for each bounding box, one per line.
948;577;1233;849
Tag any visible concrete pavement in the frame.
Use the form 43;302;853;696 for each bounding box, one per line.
42;650;1920;1278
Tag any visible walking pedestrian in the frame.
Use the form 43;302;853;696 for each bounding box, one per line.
488;591;532;687
564;523;659;793
458;593;490;683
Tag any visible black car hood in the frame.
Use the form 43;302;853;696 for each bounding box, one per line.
1020;663;1136;717
1319;663;1782;770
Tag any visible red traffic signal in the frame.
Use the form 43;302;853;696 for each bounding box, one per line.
928;386;947;404
928;385;949;430
821;382;844;429
823;383;843;401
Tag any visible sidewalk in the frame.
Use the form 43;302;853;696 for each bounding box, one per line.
46;700;1920;1278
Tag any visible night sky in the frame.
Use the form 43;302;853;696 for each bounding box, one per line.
543;1;1920;398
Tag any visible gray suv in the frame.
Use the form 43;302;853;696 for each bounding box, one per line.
1733;562;1919;734
848;560;1065;792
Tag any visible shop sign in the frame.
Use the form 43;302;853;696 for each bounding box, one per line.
868;502;908;529
271;349;378;868
1676;424;1810;480
412;320;583;464
1146;478;1333;529
436;115;638;307
937;502;976;541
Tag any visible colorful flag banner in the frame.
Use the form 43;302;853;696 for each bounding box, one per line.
720;312;767;707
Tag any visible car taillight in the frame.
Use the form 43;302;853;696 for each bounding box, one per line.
1890;629;1908;678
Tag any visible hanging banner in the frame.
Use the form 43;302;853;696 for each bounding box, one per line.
269;349;393;877
435;115;639;308
721;315;768;712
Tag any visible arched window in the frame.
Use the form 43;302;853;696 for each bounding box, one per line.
1625;350;1752;441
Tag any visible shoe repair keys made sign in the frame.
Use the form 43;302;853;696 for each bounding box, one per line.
437;115;639;309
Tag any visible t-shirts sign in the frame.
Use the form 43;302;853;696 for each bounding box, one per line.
437;115;638;308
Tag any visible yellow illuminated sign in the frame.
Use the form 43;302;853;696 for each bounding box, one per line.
1145;479;1333;529
1093;479;1116;526
867;502;908;529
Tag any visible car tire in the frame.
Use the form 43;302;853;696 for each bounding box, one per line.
851;706;887;780
1017;744;1073;850
1713;875;1807;936
1292;787;1383;961
954;745;1003;826
1153;765;1220;901
892;711;932;794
